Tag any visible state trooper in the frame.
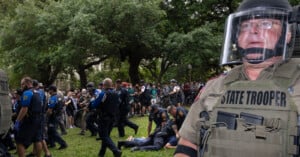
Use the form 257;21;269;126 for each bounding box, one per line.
174;0;300;157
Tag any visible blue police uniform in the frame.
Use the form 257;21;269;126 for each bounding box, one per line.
149;107;169;132
47;94;67;149
37;89;48;140
118;119;176;151
86;89;101;136
117;87;139;137
174;107;188;130
15;89;43;148
91;88;121;157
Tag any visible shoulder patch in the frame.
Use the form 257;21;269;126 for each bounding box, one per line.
23;95;28;101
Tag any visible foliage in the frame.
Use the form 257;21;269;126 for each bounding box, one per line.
1;0;300;89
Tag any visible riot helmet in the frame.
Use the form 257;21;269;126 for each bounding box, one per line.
220;0;295;65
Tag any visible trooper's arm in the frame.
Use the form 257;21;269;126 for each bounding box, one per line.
174;137;198;157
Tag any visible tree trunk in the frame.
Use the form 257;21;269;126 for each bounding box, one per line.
128;56;141;85
77;66;87;88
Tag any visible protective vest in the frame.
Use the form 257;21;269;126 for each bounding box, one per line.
118;87;130;112
98;89;120;118
201;59;300;157
28;89;42;117
53;94;64;116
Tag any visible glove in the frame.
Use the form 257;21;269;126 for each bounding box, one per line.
14;120;21;132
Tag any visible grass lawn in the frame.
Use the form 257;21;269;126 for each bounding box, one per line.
11;116;175;157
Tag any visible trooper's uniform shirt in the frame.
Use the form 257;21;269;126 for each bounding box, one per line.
179;59;300;157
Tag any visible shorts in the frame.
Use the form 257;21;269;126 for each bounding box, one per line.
15;117;43;148
66;109;74;117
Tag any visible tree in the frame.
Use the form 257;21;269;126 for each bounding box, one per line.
97;0;165;85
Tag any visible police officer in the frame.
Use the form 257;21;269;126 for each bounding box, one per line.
115;79;139;137
46;85;68;150
147;104;169;136
174;0;300;157
167;105;188;138
91;78;122;157
26;80;51;157
14;77;43;157
85;82;101;136
118;119;176;151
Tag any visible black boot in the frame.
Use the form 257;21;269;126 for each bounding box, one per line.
117;141;124;150
113;150;122;157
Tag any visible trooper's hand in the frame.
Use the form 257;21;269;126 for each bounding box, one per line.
14;120;21;132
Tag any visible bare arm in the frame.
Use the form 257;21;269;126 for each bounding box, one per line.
16;107;28;122
174;137;197;157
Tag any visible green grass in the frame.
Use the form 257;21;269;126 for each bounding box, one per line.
12;116;175;157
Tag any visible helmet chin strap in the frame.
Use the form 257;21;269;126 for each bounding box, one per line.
238;47;279;64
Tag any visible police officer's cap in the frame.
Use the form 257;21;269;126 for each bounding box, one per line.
86;82;95;88
116;79;122;84
170;79;177;83
32;79;39;87
48;85;57;92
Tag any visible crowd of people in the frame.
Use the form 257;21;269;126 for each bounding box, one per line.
2;76;203;157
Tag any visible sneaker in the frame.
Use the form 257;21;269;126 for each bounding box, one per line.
58;144;68;150
61;132;67;135
113;150;122;157
117;141;123;150
79;131;85;135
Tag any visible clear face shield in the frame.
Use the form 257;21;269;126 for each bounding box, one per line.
220;7;294;65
